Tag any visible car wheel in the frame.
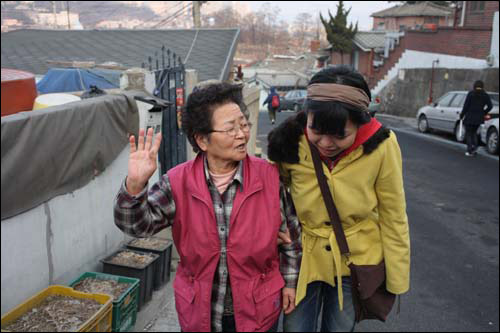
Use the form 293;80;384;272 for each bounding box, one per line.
418;115;429;133
454;122;465;142
486;128;499;155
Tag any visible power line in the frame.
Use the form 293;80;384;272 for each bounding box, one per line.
132;1;185;29
152;2;193;28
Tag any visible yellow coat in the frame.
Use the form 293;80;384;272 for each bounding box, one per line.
279;131;410;309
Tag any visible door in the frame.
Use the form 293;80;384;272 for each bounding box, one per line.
446;93;466;132
429;93;456;131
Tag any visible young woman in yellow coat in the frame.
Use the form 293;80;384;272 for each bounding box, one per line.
268;66;410;332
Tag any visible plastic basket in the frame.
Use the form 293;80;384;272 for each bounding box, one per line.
69;272;139;332
101;248;158;311
1;285;112;332
126;238;173;290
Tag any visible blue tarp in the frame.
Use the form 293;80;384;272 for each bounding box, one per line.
36;68;120;94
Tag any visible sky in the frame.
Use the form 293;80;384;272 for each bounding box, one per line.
244;1;395;31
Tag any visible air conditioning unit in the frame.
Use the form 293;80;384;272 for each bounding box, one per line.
486;54;495;67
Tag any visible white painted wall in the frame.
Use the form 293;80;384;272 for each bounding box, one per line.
373;50;489;95
0;100;157;316
491;12;499;68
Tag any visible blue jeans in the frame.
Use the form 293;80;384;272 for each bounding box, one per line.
284;279;355;332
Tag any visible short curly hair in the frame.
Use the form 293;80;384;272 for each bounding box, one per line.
182;81;248;153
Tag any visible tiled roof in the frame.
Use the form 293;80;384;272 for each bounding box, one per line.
372;2;453;18
322;31;387;53
1;28;240;81
353;31;386;51
243;69;308;88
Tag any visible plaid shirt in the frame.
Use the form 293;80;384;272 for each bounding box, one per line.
114;156;302;332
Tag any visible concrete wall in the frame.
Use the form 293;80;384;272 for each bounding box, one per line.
243;85;261;156
491;12;499;68
377;67;499;118
372;50;490;95
0;105;157;317
0;69;159;315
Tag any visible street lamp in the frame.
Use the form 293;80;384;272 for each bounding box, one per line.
428;59;440;104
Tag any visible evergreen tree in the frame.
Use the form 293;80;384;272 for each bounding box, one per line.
320;1;358;65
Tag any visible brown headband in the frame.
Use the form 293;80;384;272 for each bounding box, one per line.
307;83;370;111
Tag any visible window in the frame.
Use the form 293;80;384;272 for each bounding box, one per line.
450;94;466;108
470;1;485;12
488;93;499;106
438;93;455;107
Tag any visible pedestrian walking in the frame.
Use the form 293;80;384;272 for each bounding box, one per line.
114;82;301;332
263;86;280;125
268;65;410;332
460;80;493;156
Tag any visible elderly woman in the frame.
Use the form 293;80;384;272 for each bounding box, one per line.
268;66;410;332
114;82;301;332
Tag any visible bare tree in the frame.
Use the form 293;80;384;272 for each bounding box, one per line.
293;12;313;48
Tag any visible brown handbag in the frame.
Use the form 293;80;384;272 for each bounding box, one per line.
308;141;396;323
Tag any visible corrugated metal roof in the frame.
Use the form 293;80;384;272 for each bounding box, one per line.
1;28;239;81
372;2;453;18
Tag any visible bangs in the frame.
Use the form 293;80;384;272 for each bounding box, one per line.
305;99;371;136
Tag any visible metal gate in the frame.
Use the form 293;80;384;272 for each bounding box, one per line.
143;46;186;175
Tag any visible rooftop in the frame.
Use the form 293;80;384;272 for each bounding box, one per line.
1;28;240;81
371;2;454;18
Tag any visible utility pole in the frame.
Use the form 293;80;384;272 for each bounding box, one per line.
52;1;57;29
66;1;71;30
192;1;201;28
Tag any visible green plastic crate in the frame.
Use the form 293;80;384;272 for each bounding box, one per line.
69;272;139;332
115;299;138;332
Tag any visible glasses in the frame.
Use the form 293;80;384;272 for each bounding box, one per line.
210;122;252;138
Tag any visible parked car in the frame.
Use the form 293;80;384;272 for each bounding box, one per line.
279;89;307;112
480;112;499;155
369;94;382;117
416;91;499;142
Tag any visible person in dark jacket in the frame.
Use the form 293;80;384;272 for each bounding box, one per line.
263;86;280;125
460;80;493;156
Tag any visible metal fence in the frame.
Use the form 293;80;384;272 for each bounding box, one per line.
143;46;187;175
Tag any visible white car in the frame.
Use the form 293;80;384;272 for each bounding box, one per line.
480;114;499;155
417;91;499;142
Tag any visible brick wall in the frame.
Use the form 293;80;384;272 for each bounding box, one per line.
406;28;492;59
365;26;492;89
368;36;408;89
330;52;352;66
464;1;499;28
373;16;453;30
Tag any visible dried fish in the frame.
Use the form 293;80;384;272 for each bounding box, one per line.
109;250;154;267
130;237;169;250
73;277;131;300
2;295;102;332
